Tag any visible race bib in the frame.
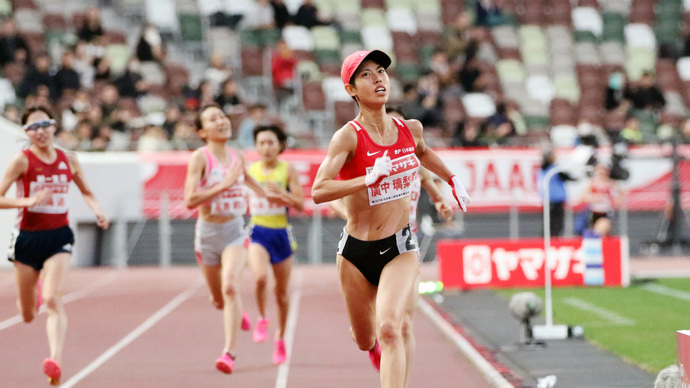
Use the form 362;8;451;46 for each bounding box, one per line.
28;179;70;214
210;187;247;216
367;154;419;206
249;194;286;216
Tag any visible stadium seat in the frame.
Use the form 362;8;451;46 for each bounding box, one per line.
146;0;179;33
302;80;327;111
625;23;657;51
322;76;352;102
334;100;356;128
462;93;496;118
105;44;132;75
179;13;203;42
601;12;626;43
550;125;578;147
387;8;417;34
676;57;690;81
572;7;602;37
496;59;525;83
361;26;393;52
197;0;224;16
241;46;265;77
14;9;43;33
283;25;314;51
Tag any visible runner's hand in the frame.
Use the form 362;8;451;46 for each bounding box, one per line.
365;151;392;187
448;175;470;213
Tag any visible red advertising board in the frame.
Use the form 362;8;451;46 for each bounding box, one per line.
437;237;629;289
677;330;690;386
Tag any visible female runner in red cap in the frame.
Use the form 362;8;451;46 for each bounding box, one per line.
311;50;470;388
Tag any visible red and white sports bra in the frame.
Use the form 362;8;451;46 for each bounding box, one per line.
339;117;420;206
199;146;247;217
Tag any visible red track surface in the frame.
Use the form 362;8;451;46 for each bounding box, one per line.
0;264;492;388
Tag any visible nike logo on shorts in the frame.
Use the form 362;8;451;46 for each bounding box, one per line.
367;150;381;156
379;247;391;255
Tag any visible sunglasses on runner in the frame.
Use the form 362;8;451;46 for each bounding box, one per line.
22;119;56;132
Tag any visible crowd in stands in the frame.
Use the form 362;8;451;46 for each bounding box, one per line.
2;0;690;153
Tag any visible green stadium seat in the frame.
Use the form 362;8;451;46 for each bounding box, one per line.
178;13;202;42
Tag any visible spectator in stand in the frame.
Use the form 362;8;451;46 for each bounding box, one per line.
620;114;643;145
137;125;172;152
483;101;516;144
98;84;120;125
56;128;80;151
458;45;484;93
400;83;426;121
74;119;95;151
136;24;166;64
196;80;216;108
237;103;270;148
3;103;20;124
416;71;444;129
205;55;233;96
271;39;298;101
215;78;244;115
93;55;111;82
171;120;203;150
428;49;455;89
0;18;30;66
626;71;666;111
114;59;148;98
604;71;631;112
295;0;329;29
161;104;182;139
443;13;472;64
270;0;292;30
72;41;96;89
452;119;484;147
243;0;276;30
77;6;105;43
475;0;503;27
54;51;81;99
17;53;55;100
77;7;105;43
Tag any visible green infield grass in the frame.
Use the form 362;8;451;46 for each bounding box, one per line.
495;278;690;374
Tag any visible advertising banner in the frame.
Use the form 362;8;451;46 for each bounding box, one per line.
437;236;629;289
677;330;690;387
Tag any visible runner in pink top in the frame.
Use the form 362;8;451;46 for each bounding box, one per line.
184;104;275;374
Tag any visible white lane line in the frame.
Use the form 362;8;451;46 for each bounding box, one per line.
61;280;202;388
641;283;690;302
417;298;514;388
0;271;120;331
275;268;303;388
562;297;636;326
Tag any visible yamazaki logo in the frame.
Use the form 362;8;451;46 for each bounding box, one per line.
462;244;584;285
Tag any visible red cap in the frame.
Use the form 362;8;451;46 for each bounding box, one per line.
340;50;392;86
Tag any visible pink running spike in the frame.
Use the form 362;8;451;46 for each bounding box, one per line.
368;339;381;371
273;335;287;365
253;318;269;343
241;312;251;331
215;353;234;374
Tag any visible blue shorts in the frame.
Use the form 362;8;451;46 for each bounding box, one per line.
249;224;295;264
8;226;74;271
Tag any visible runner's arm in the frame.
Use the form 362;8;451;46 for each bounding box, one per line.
312;126;365;203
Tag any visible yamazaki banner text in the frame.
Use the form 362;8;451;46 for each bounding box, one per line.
138;146;687;218
437;237;629;289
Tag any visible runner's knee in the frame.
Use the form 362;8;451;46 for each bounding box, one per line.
255;274;268;290
377;320;402;345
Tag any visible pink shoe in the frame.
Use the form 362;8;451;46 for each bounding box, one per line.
253;318;269;343
368;339;381;371
241;312;251;331
43;358;61;385
273;334;287;365
36;279;43;312
215;353;234;374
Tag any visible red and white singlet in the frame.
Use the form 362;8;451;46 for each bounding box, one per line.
16;148;73;231
339;117;420;207
199;146;247;217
